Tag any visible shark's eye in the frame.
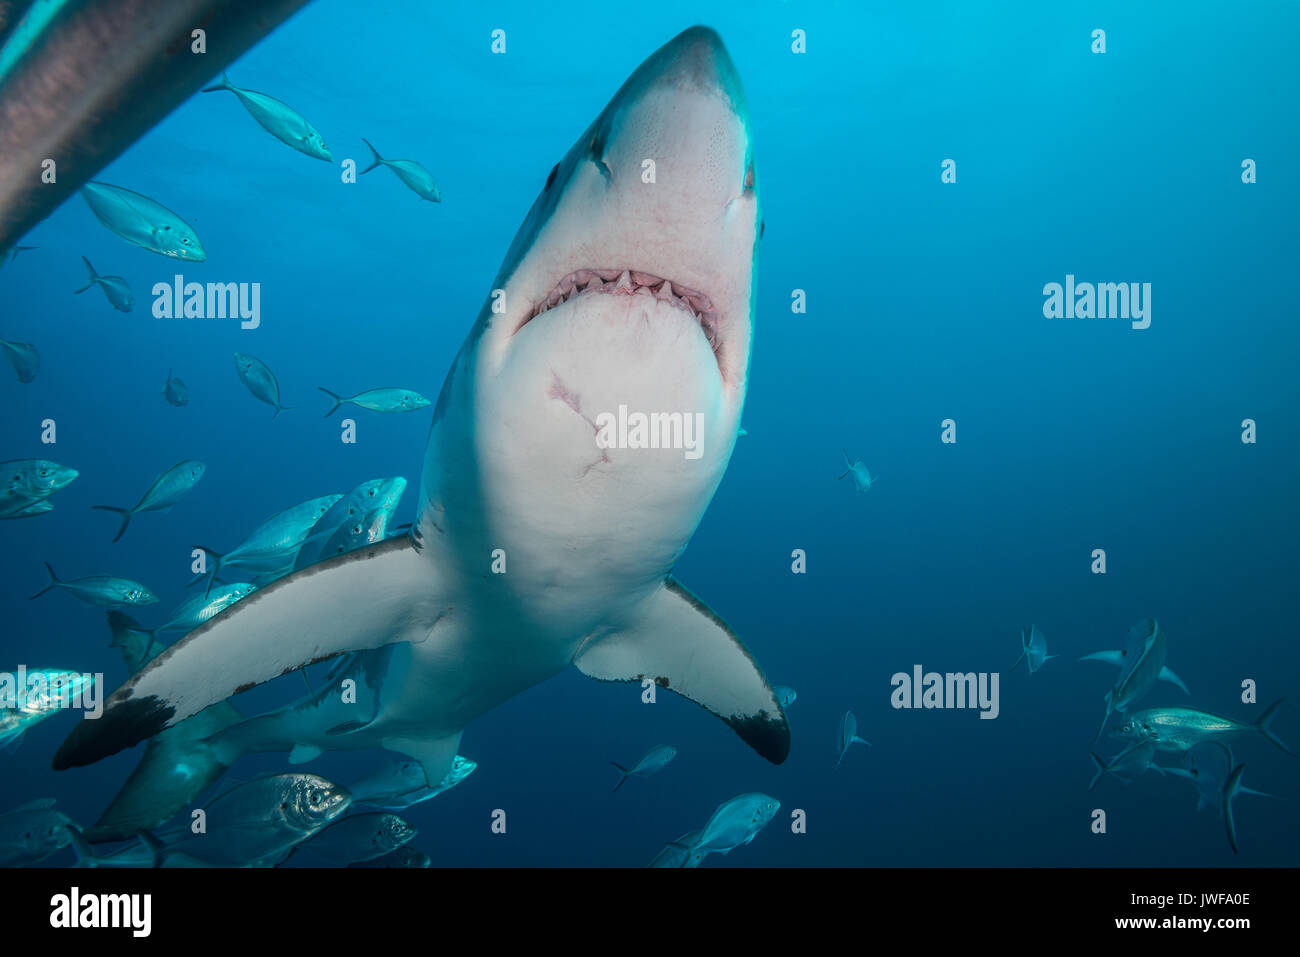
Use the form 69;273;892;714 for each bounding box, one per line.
545;163;558;190
760;220;766;239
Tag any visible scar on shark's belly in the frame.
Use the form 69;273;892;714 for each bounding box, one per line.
548;372;611;476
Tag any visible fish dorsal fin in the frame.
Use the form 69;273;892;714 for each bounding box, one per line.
574;578;789;764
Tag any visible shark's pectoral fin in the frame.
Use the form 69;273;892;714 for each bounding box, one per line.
575;578;789;764
53;537;443;770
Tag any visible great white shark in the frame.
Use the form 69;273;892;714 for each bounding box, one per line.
55;26;787;789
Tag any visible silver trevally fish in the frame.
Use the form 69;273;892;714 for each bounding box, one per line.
163;368;189;406
292;477;407;571
80;181;205;260
30;563;157;608
195;493;343;592
201;72;331;161
1011;624;1056;674
670;793;781;856
282;812;416;865
315;508;395;562
774;685;797;709
349;755;478;810
1;458;78;516
318;386;432;418
0;0;311;255
1082;618;1189;741
610;744;677;792
1087;739;1164;791
138;584;259;643
360;138;441;202
1113;700;1291;756
835;710;870;769
73;255;133;311
0;799;76;865
0;497;52;520
837;449;879;492
81;611;245;844
92;459;206;542
156;772;351;867
55;28;788;791
1;669;96;751
0;335;38;382
649;830;707;868
234;352;291;418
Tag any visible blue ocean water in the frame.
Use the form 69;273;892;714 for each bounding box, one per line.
1;0;1297;867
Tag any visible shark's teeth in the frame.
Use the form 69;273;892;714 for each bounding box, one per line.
523;269;719;349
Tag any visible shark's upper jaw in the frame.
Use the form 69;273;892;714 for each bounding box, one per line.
484;26;759;395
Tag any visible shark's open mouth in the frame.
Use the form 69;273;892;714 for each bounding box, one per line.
520;269;721;357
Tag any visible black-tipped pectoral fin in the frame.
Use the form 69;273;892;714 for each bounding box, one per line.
574;578;789;764
53;537;442;770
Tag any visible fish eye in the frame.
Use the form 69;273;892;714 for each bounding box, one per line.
181;237;190;245
544;163;558;190
760;219;766;239
310;791;323;805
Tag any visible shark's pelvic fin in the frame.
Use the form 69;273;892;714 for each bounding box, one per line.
574;578;789;764
53;537;444;770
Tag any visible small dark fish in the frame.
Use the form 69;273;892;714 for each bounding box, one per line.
235;352;290;418
283;812;416;865
92;459;206;542
29;562;158;607
360;138;441;202
0;335;38;382
73;256;133;311
163;368;189;406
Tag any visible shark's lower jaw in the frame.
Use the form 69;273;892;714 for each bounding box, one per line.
520;268;723;370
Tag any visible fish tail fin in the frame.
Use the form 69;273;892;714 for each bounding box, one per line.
1254;699;1292;756
1224;765;1245;854
28;561;61;599
318;387;344;418
360;138;384;174
137;830;168;868
200;72;232;93
107;611;158;673
273;403;292;420
610;762;629;792
193;545;225;597
91;505;132;542
73;256;97;293
1093;696;1113;743
1087;753;1105;792
63;826;100;867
